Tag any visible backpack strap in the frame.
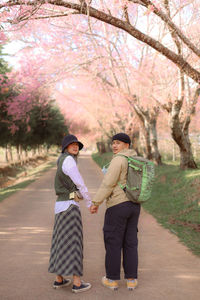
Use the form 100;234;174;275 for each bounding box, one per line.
116;154;141;192
116;154;142;171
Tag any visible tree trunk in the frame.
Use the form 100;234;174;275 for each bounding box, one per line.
106;142;112;153
16;144;21;162
143;120;153;160
32;148;36;157
170;115;197;169
19;145;23;165
150;118;162;165
130;130;142;156
132;103;153;159
5;145;9;163
179;147;197;169
172;142;176;161
38;145;41;155
96;141;106;154
8;145;13;162
24;148;29;163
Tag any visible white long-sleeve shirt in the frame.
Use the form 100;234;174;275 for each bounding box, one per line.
54;155;92;214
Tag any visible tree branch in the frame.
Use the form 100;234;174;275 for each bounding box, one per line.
132;0;200;58
1;0;200;82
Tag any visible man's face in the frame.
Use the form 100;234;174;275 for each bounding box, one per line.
112;140;129;154
67;142;79;155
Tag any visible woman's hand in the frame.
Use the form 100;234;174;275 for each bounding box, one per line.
90;205;99;214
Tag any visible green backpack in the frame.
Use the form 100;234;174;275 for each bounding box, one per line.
117;155;155;203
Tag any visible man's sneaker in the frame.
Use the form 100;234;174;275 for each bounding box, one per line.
102;276;118;291
53;278;71;289
72;281;91;293
127;279;138;290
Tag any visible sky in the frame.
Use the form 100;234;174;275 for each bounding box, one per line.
2;41;24;67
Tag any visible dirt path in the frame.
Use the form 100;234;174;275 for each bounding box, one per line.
0;153;199;300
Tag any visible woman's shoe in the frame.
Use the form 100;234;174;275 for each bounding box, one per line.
53;278;71;289
72;281;91;293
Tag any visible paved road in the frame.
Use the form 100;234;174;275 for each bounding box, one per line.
0;154;200;300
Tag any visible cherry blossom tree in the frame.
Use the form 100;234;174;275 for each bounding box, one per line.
0;46;68;162
0;44;13;161
55;75;134;149
1;0;200;168
152;1;200;169
0;0;200;82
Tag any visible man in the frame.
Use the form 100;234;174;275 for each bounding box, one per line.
90;133;141;291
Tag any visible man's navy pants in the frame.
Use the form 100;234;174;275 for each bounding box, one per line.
103;201;141;280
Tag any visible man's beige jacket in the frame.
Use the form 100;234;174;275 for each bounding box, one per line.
92;148;136;208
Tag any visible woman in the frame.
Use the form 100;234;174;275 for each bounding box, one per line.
48;134;92;293
90;133;141;291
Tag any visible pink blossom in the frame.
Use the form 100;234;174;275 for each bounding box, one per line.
9;123;19;135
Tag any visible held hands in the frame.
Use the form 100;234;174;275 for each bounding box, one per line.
89;205;99;214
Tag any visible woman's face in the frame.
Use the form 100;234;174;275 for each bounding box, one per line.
67;142;79;155
112;140;129;154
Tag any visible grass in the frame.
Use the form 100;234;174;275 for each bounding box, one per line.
143;162;200;256
92;152;113;168
92;152;200;256
0;179;36;202
0;157;57;202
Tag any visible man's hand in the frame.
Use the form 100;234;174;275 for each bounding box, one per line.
90;205;99;214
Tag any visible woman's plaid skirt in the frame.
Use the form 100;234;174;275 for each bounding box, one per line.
48;205;83;276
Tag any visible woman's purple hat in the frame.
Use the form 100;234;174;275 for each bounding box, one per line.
62;134;84;153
